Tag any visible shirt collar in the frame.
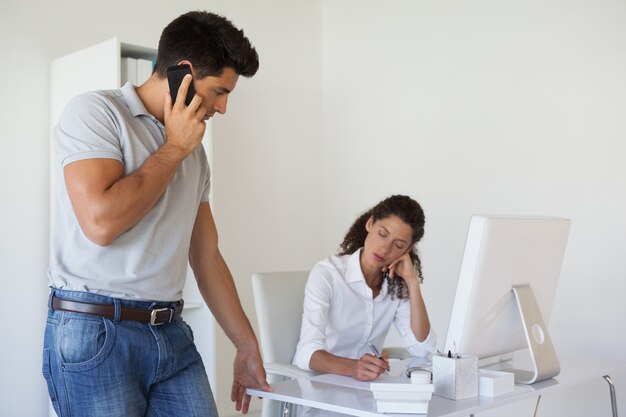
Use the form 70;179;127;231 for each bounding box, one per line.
121;82;152;118
346;249;365;284
346;248;390;298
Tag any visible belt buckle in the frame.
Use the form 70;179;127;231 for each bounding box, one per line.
150;307;173;326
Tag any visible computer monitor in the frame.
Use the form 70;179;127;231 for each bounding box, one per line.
444;215;571;384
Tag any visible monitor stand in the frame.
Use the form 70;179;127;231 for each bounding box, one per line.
480;285;560;384
506;284;560;384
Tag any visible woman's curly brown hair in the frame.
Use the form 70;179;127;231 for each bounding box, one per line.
338;195;425;299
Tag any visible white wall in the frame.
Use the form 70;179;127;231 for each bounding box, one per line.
321;0;626;414
0;1;322;416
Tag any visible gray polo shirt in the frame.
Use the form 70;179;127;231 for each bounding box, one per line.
48;82;210;301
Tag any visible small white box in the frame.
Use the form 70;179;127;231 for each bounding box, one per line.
433;354;478;400
410;369;432;384
478;370;514;397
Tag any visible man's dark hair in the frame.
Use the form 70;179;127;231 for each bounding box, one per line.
154;11;259;79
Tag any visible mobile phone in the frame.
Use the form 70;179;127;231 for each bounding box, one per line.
166;64;196;106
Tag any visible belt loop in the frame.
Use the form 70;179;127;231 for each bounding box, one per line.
47;290;55;310
113;298;121;322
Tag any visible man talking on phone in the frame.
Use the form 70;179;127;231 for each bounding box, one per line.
43;11;271;417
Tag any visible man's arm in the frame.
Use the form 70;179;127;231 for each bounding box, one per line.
64;76;206;245
64;146;184;245
189;202;271;414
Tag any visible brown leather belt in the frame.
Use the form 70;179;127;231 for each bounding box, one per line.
51;296;183;326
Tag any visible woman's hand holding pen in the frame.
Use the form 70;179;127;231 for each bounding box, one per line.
352;351;390;381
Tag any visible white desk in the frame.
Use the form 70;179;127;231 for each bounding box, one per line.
248;355;621;417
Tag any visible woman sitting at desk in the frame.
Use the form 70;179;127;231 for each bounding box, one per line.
293;194;436;382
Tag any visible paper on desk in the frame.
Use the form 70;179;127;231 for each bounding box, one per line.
310;357;431;390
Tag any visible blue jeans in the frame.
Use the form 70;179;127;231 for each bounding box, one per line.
42;289;218;417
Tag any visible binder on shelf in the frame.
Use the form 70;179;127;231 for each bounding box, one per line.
136;58;154;84
121;57;137;85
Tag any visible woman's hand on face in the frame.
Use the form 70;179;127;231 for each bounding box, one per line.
352;352;390;381
386;251;419;286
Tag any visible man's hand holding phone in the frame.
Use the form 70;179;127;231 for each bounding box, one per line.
163;64;206;159
167;64;197;105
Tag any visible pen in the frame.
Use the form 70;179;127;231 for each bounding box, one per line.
368;342;390;372
368;342;381;358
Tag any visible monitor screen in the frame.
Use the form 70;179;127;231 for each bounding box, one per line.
444;215;570;382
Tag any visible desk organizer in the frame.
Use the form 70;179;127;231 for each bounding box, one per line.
433;354;478;400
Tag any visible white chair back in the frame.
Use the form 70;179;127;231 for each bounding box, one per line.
252;271;311;417
252;271;309;366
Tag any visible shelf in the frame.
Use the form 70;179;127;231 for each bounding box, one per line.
121;42;156;60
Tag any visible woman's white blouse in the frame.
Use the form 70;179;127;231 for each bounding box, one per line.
293;249;436;371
